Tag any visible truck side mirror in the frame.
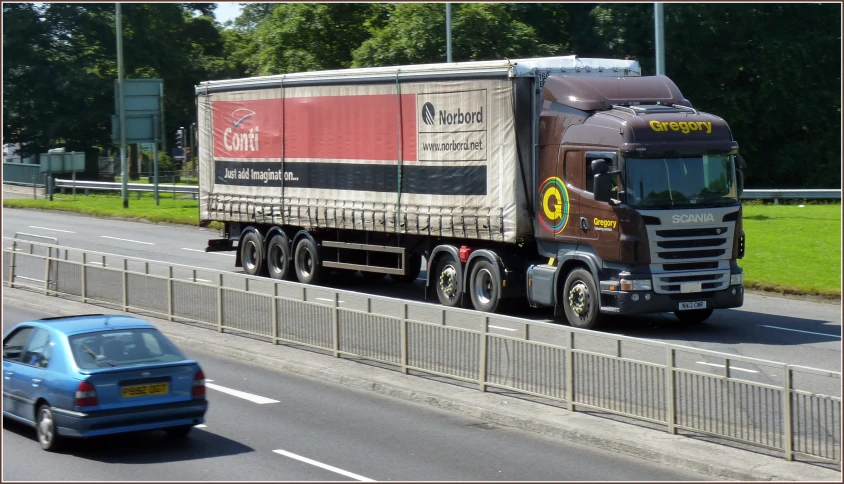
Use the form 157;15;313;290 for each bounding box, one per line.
736;169;744;198
591;159;608;175
594;173;612;203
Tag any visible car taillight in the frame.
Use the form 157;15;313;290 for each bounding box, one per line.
75;381;98;407
192;369;205;398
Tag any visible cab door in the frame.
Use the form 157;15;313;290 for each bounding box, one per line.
569;150;621;262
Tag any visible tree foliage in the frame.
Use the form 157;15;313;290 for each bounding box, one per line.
3;3;839;188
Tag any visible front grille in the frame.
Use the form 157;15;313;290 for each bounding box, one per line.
642;208;739;295
657;249;727;260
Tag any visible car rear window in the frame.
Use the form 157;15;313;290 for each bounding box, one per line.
69;329;187;369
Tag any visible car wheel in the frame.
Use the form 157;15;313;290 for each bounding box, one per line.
240;230;265;276
562;268;604;330
166;425;193;439
673;308;714;325
266;234;291;280
435;255;463;307
36;404;61;451
469;260;501;313
294;237;321;285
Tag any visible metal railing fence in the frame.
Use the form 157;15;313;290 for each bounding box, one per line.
2;237;840;464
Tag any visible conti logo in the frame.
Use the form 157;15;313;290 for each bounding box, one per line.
538;177;570;234
224;108;260;152
649;120;712;134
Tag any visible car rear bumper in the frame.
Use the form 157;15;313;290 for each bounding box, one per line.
53;399;208;438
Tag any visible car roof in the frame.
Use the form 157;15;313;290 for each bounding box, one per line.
14;314;157;336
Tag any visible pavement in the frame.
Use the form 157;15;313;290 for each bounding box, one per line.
3;286;840;481
2;183;44;199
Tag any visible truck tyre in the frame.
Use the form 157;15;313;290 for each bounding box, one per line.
673;308;714;325
435;254;463;307
240;231;265;276
391;254;422;283
469;260;501;313
562;268;603;330
266;234;291;280
294;238;321;285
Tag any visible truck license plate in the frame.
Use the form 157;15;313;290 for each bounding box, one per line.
678;301;707;311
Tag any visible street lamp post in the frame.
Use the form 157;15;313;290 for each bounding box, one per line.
446;3;452;63
654;3;665;75
116;3;128;208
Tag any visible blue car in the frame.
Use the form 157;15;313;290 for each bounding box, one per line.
2;314;208;451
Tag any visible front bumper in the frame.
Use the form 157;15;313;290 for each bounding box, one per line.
53;399;208;438
600;285;744;315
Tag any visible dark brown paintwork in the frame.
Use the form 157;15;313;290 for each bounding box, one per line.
537;75;740;265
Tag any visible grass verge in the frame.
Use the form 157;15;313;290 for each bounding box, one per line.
4;193;841;298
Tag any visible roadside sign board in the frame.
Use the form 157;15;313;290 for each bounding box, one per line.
112;78;163;144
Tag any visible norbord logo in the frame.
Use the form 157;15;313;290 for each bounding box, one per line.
223;108;259;152
421;102;484;126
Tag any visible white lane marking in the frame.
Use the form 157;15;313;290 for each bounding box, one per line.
759;325;841;339
29;225;75;233
87;261;104;266
182;247;236;257
696;361;758;373
488;325;517;332
272;449;374;482
315;297;345;303
195;424;208;428
205;379;214;382
184;278;213;283
205;382;279;404
101;236;154;246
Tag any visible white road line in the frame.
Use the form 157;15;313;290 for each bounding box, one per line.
488;325;517;332
696;361;758;373
101;235;155;246
29;225;75;233
184;278;213;283
315;297;345;303
182;247;236;257
759;324;841;339
194;424;208;428
205;379;214;382
272;449;374;482
205;382;279;404
87;261;104;266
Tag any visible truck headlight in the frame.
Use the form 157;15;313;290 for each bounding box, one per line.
620;279;652;291
730;273;743;286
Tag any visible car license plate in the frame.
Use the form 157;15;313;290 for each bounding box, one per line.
678;301;707;311
122;383;169;398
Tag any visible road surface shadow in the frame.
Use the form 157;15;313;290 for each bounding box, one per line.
3;418;253;463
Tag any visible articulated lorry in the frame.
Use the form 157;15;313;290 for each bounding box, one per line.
195;55;746;329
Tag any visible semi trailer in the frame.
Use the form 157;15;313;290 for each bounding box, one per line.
195;55;746;329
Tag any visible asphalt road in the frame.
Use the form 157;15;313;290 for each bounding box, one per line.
3;304;712;481
2;207;841;378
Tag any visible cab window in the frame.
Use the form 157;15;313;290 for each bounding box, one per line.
3;327;34;362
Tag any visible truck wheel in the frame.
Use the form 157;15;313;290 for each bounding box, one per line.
294;238;321;285
391;254;422;283
435;255;463;307
673;308;714;325
469;260;501;313
266;234;291;280
562;268;603;330
240;231;264;276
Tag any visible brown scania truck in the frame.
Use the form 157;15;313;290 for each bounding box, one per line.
196;56;746;329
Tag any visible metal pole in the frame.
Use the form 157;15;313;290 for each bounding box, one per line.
116;3;128;208
783;365;793;460
446;3;452;63
32;175;36;199
666;347;676;434
72;167;76;200
654;3;665;75
153;122;159;206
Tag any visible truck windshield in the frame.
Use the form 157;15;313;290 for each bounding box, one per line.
623;155;737;208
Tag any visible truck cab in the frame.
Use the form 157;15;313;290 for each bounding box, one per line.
528;75;745;328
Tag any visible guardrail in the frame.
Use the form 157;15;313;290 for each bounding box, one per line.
741;189;841;203
2;237;840;465
53;178;198;195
